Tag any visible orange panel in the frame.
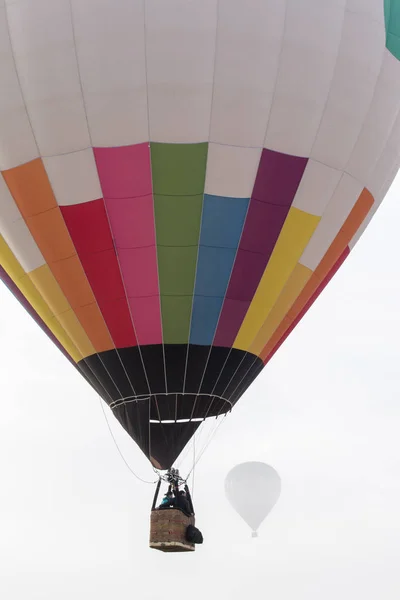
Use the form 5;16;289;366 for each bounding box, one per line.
26;207;75;263
3;159;56;217
75;303;114;353
50;255;96;308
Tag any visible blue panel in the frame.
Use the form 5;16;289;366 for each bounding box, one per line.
194;246;236;297
189;194;249;345
200;195;249;248
190;296;223;345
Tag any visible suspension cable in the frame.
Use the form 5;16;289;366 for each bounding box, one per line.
99;397;158;484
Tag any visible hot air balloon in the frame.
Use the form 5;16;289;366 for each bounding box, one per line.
225;462;281;537
0;0;399;522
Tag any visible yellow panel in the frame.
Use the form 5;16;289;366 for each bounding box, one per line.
29;264;95;358
248;262;312;356
0;235;25;281
0;236;82;362
234;207;320;351
57;309;95;358
29;264;70;314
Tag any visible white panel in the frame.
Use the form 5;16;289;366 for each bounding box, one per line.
205;144;261;198
366;81;400;199
346;51;400;185
292;159;342;216
311;10;385;170
265;0;345;157
0;174;44;271
43;148;102;206
0;5;38;169
71;0;148;147
209;0;285;147
300;173;363;270
145;0;217;143
346;0;385;24
6;0;90;156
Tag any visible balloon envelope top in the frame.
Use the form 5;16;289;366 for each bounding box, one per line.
225;462;281;533
0;0;399;469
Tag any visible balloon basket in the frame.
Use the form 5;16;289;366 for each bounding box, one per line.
251;531;258;538
149;508;195;553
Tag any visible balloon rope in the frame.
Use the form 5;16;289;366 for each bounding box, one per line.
99;397;158;484
186;414;227;479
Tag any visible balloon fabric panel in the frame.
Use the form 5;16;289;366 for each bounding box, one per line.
0;0;398;468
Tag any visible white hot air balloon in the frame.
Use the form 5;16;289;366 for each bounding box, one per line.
225;462;281;537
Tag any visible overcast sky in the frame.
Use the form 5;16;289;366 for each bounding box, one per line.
1;174;400;599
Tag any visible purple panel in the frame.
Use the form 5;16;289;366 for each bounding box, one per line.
252;148;308;205
239;199;288;254
213;299;250;347
0;265;75;366
225;250;267;302
213;148;308;347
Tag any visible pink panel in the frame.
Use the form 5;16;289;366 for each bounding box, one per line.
129;296;162;346
96;146;161;347
105;195;155;248
118;246;159;297
94;143;152;198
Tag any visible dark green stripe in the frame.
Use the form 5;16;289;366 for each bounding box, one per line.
150;143;208;195
151;144;208;344
385;0;400;60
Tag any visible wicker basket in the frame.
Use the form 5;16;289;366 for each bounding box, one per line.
149;508;195;552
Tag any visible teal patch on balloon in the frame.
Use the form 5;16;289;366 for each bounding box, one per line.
385;0;400;60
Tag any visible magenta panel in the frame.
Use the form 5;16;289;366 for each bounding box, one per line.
118;246;159;298
128;296;162;345
105;195;155;249
94;143;152;198
99;159;162;346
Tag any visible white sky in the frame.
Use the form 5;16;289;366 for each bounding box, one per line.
1;174;400;599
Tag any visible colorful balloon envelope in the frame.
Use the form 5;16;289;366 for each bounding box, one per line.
0;0;399;469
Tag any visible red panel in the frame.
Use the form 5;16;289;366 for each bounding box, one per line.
61;200;137;348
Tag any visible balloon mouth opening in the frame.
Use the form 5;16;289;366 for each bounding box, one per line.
251;531;258;538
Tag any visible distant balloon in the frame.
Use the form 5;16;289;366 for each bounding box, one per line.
225;462;281;537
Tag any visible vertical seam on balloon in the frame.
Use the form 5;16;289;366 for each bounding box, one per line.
143;0;169;460
143;4;167;399
306;3;347;161
3;3;40;161
183;0;220;419
260;0;289;148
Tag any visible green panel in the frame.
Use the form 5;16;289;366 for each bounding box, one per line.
150;143;208;195
160;296;193;344
154;195;203;246
385;0;400;60
157;246;198;296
